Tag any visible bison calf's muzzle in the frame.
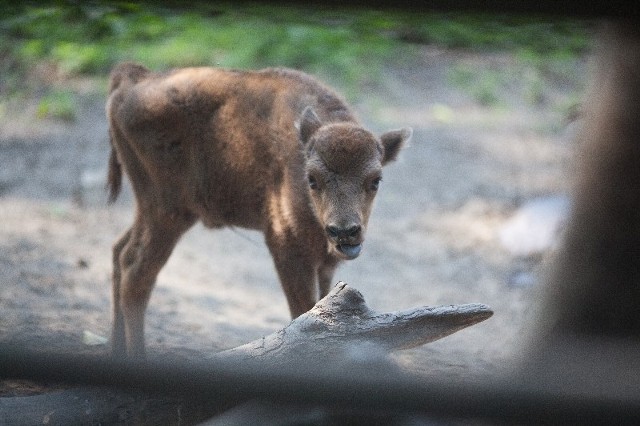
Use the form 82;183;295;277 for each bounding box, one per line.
326;224;363;259
106;62;411;357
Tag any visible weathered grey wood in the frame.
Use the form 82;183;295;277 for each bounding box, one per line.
216;282;493;368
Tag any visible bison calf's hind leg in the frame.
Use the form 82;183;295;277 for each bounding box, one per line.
112;216;194;358
111;228;132;357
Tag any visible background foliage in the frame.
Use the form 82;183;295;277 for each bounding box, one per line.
0;1;594;120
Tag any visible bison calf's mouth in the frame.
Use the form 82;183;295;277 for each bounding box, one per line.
326;225;363;259
337;243;362;259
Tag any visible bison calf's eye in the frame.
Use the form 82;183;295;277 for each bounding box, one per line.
308;175;319;190
369;176;382;192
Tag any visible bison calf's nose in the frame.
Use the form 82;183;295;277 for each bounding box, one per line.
326;224;361;241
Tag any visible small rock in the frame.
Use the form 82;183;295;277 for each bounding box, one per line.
508;271;537;288
499;195;570;257
82;330;108;346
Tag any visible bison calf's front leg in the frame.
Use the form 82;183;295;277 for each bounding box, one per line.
318;261;338;299
267;239;320;318
276;260;319;318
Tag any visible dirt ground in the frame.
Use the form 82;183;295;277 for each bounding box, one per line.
0;47;586;392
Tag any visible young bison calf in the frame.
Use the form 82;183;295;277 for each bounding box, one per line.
106;62;411;358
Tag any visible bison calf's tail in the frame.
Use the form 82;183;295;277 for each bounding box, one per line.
106;62;151;204
107;141;122;204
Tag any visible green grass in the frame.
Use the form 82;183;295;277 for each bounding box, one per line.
0;2;594;121
449;67;502;106
36;89;76;121
1;4;397;83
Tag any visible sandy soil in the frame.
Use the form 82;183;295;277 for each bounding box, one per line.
0;47;586;392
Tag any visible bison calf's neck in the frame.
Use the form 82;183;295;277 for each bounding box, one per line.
106;63;411;358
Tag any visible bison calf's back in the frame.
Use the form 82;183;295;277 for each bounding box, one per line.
106;62;411;358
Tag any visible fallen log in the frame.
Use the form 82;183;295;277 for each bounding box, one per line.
0;282;492;425
217;282;493;369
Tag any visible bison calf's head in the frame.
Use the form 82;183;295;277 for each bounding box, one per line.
298;107;412;260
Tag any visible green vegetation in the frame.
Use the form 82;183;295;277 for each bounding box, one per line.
0;1;594;121
35;88;76;121
397;14;591;53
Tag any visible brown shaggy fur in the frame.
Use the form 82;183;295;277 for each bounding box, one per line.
106;62;411;357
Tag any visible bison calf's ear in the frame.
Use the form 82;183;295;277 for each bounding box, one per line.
298;106;322;145
380;128;412;165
